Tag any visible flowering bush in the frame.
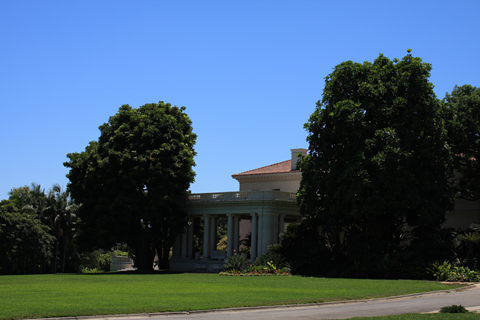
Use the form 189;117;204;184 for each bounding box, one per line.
428;260;479;282
220;252;291;276
219;268;290;276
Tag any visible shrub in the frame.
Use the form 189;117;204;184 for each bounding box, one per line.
80;267;101;273
78;249;117;273
253;252;286;270
98;252;114;272
223;253;248;272
221;252;291;276
428;260;480;282
114;250;129;257
277;222;332;275
439;305;469;313
240;252;291;274
219;270;290;276
245;264;266;273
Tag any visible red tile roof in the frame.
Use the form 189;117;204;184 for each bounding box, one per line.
232;160;299;177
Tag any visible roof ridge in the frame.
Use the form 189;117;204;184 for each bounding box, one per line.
232;159;293;177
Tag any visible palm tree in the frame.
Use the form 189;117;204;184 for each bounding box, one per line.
47;185;78;273
457;224;480;268
8;183;48;218
458;230;480;268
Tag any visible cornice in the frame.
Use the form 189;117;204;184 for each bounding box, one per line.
233;171;301;182
184;199;299;216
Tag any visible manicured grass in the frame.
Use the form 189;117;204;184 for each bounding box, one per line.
0;273;466;320
346;314;480;319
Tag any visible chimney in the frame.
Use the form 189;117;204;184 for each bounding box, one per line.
291;148;307;170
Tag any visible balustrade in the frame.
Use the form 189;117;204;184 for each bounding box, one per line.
186;190;296;202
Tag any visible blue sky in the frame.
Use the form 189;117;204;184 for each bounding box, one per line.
1;0;479;200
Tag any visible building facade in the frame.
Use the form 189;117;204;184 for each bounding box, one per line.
170;149;306;272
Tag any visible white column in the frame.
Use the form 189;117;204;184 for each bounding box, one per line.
262;214;273;254
203;214;210;260
227;213;233;257
250;213;258;261
209;216;216;253
257;214;264;256
187;220;194;258
233;215;239;253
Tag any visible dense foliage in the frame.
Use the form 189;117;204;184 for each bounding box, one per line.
221;252;290;276
428;260;479;282
0;184;78;274
444;85;480;201
296;51;455;276
0;199;54;274
277;222;332;275
64;102;196;271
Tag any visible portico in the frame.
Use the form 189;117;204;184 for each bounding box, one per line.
169;191;300;272
169;148;307;272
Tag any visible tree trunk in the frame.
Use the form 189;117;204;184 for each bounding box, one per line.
155;243;169;270
61;238;68;273
161;244;170;269
53;239;59;274
156;232;172;270
133;241;154;272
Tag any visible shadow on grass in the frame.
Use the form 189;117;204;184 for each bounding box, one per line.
75;269;188;276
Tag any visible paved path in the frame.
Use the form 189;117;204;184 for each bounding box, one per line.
77;284;480;320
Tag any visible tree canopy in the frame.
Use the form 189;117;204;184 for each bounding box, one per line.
1;183;79;275
64;102;196;271
297;51;454;270
0;198;55;275
444;84;480;201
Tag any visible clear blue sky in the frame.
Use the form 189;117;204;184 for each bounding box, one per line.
1;0;479;200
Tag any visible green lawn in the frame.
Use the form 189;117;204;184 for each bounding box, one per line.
0;273;466;320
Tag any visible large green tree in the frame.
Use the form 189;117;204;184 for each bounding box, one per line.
64;102;196;271
444;84;480;201
297;51;453;271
